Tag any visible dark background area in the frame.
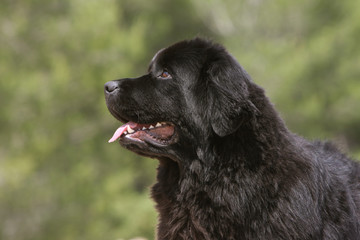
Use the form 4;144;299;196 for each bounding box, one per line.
0;0;359;239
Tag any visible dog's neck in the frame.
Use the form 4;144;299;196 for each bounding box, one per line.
151;87;301;239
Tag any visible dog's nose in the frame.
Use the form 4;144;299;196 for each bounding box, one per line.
104;81;120;94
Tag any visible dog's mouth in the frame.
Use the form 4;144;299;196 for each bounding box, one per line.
108;121;176;146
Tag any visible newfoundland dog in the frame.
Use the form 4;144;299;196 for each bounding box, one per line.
104;38;360;239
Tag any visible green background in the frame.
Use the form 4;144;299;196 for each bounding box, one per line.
1;0;359;239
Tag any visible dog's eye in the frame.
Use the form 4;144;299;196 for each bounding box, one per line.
158;71;172;79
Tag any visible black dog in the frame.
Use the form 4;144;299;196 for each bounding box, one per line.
104;38;360;239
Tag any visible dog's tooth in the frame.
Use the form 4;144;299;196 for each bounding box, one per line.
155;122;161;127
142;127;147;130
124;131;128;135
127;125;135;134
149;125;154;129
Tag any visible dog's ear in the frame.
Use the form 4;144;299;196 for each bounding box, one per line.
206;56;258;137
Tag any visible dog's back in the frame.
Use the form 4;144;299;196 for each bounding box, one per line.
310;141;360;237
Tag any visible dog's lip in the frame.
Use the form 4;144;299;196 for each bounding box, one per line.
108;121;176;146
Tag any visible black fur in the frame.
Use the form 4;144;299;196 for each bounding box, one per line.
104;38;360;239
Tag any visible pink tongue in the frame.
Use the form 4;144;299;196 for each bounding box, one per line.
108;122;137;143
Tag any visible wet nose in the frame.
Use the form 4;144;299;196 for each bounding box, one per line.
104;81;120;94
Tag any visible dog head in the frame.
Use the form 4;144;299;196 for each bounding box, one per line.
104;38;258;161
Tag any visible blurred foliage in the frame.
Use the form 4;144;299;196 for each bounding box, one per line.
0;0;359;239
